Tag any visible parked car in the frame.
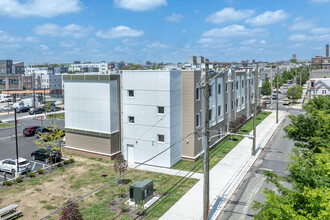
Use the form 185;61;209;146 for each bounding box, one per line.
39;129;65;142
283;98;290;105
2;105;13;111
29;108;45;115
272;94;277;100
265;99;271;104
47;106;63;112
0;158;31;175
289;81;293;84
31;147;62;163
16;106;30;113
35;127;51;138
23;126;41;136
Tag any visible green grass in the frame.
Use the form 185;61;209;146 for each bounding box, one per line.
47;113;65;119
172;111;272;173
0;123;15;129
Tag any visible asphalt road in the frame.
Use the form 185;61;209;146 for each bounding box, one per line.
217;108;304;220
0;117;65;182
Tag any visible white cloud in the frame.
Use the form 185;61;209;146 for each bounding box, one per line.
25;37;38;42
165;13;183;22
146;41;172;48
289;17;316;31
202;25;267;38
241;39;257;44
288;33;330;41
114;0;167;11
96;26;144;39
260;40;266;44
0;0;83;18
34;23;91;38
310;27;330;34
206;8;254;24
0;30;21;43
309;0;330;3
245;10;289;26
199;25;267;45
115;46;133;52
194;10;199;14
40;45;49;50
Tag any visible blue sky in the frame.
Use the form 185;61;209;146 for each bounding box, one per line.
1;0;330;64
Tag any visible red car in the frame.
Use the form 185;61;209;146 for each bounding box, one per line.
23;126;40;136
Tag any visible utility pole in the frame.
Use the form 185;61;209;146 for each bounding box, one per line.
300;68;302;86
202;62;210;220
270;67;273;111
14;94;19;177
33;72;36;109
252;64;258;156
276;66;279;124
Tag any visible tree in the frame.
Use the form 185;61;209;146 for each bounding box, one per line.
272;73;283;89
261;78;271;95
60;201;82;220
287;85;303;101
114;153;128;183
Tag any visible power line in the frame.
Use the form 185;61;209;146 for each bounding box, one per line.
137;136;234;219
40;131;196;220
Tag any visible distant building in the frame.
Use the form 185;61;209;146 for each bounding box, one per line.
0;74;22;92
292;54;297;60
311;44;330;69
197;56;204;64
12;62;24;75
189;56;197;65
310;69;330;78
0;60;13;74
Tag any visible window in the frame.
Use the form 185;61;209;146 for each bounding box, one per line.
236;98;238;107
209;109;212;120
322;90;327;94
196;88;200;100
209;87;212;97
242;80;244;88
242;97;244;104
218;84;221;94
218;105;221;116
128;116;134;124
196;113;200;127
236;81;238;89
225;103;228;113
231;101;234;110
128;90;134;97
311;81;314;87
225;83;228;92
252;78;254;85
158;106;164;114
158;134;165;143
231;82;234;91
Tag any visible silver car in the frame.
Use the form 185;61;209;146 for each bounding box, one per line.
0;158;31;175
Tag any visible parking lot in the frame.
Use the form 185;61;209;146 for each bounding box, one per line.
0;117;64;182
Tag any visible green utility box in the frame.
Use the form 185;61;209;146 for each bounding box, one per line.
129;179;153;203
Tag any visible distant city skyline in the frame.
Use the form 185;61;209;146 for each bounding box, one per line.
0;0;330;64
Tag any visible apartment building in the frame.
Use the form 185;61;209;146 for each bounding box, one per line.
311;44;330;70
0;74;23;92
63;74;121;159
12;62;25;75
122;70;182;168
69;61;108;74
181;68;258;161
63;68;260;167
0;60;13;74
41;74;63;94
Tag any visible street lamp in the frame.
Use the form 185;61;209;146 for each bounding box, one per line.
13;94;19;177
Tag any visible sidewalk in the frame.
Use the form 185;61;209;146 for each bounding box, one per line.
160;110;287;220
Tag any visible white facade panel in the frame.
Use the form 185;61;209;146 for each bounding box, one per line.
122;70;182;168
64;81;119;134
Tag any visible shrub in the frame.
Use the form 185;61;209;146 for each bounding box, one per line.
37;169;44;174
64;160;70;165
119;199;129;213
28;172;35;178
15;177;23;183
60;201;82;220
69;158;75;163
57;162;63;168
3;180;13;186
135;200;145;215
117;185;126;198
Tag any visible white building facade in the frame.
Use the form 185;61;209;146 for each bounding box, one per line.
122;70;182;168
